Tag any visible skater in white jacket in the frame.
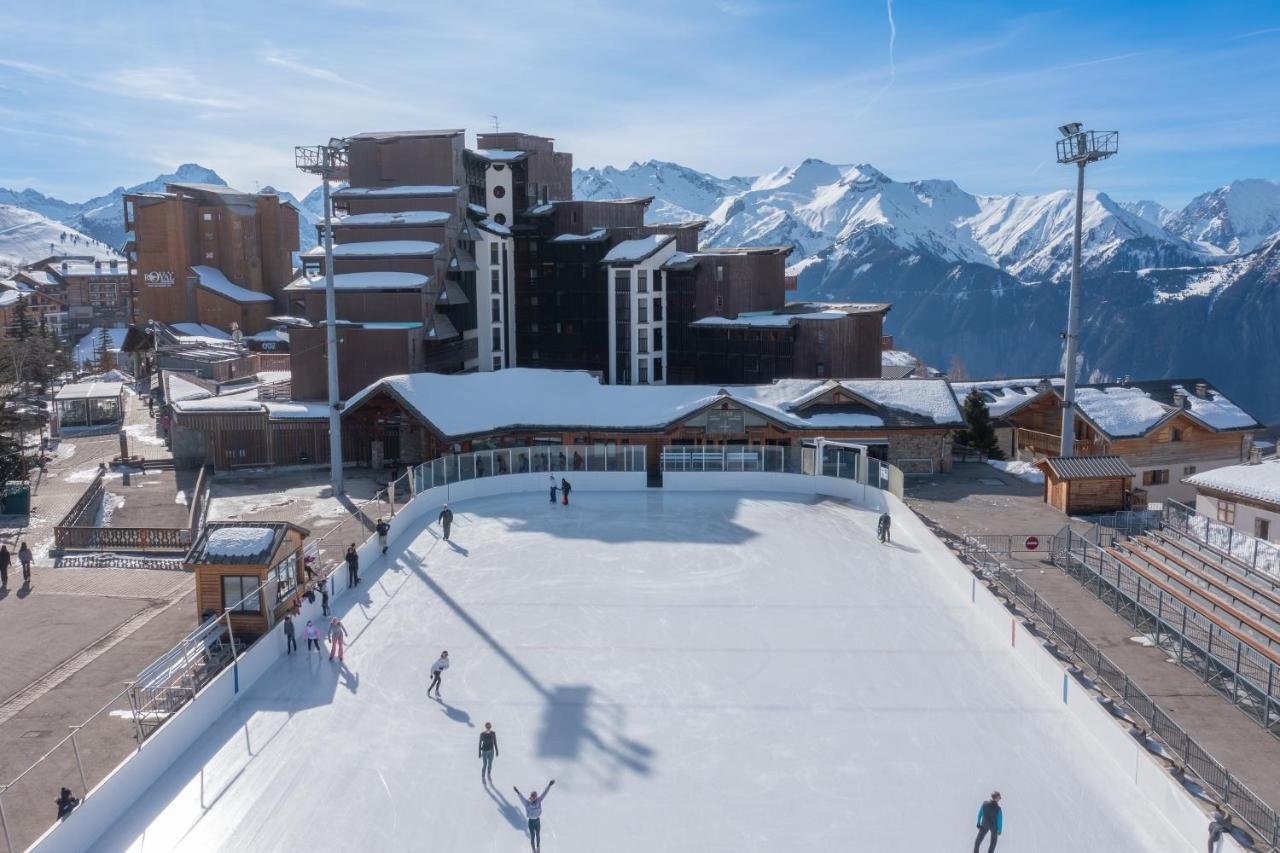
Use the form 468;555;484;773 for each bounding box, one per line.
428;650;449;697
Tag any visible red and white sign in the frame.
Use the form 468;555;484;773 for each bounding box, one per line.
1025;535;1040;551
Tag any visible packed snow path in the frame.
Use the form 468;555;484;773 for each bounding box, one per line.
95;491;1192;851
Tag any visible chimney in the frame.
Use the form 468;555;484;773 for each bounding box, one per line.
1172;391;1187;409
1036;377;1053;394
1194;382;1209;398
1249;447;1263;465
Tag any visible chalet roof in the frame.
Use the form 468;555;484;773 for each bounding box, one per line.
950;378;1062;419
1037;455;1135;480
186;521;309;565
332;185;460;200
349;129;463;140
1184;458;1280;507
696;245;795;257
691;302;889;329
550;229;609;244
191;266;273;304
55;381;124;401
602;235;674;264
284;272;429;292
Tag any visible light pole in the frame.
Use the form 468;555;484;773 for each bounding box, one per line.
295;138;350;493
1054;123;1118;457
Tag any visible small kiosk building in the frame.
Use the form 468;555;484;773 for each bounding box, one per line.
186;521;311;639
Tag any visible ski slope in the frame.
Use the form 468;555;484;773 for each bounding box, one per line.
92;491;1195;852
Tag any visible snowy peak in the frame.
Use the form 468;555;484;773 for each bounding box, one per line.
1167;178;1280;254
1119;200;1174;229
572;160;749;222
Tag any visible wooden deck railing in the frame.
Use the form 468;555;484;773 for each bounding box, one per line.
55;525;193;551
1017;428;1105;457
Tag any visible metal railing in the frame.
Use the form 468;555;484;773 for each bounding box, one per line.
413;444;645;489
963;536;1280;850
1055;529;1280;736
658;444;904;498
1165;500;1280;578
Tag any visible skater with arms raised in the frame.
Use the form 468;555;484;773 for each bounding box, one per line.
514;779;555;852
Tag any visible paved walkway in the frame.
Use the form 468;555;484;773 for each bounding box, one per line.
905;461;1280;814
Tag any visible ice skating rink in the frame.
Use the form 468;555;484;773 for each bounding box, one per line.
94;491;1194;852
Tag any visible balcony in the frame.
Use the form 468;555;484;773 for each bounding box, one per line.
1017;428;1105;458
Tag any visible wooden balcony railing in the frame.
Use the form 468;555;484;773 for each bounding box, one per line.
1017;428;1106;458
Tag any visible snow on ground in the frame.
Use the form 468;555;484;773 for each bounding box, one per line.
986;459;1045;484
93;491;1194;853
124;422;167;447
208;483;355;521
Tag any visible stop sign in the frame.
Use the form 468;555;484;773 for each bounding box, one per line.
1025;535;1040;551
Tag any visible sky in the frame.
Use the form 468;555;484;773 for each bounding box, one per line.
1;0;1278;208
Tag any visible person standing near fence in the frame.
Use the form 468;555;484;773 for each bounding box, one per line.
328;616;349;662
560;478;571;506
479;721;499;782
283;613;297;654
439;504;454;541
321;582;331;617
304;620;322;655
548;474;557;503
973;791;1002;853
18;540;33;583
428;650;449;697
376;517;391;554
346;545;360;587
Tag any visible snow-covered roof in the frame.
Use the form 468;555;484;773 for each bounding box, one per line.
191;266;273;304
56;381;124;400
550;229;608;243
691;309;853;329
171;322;233;340
332;185;460;199
171;397;265;414
603;235;674;264
301;240;440;258
476;217;511;237
473;149;529;163
284;272;430;292
247;328;290;344
18;269;63;287
1184;458;1280;507
951;378;1062;419
264;400;329;420
205;526;277;558
166;373;214;403
343;369;962;438
1170;384;1258;431
335;211;451;227
51;261;125;278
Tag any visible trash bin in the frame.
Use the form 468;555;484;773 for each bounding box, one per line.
3;482;30;515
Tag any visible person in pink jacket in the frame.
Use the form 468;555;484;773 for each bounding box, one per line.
328;617;348;662
303;620;322;655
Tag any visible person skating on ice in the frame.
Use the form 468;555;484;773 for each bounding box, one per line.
428;650;449;697
328;616;348;662
375;517;390;554
304;620;322;655
560;478;571;506
438;504;454;541
548;474;557;503
478;721;499;782
973;791;1002;853
877;511;891;544
513;780;555;852
283;613;297;654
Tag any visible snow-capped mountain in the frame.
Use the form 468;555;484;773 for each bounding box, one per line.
1166;179;1280;255
1119;200;1174;229
0;205;122;274
573;160;751;223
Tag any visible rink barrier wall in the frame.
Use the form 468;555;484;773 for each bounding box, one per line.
664;472;1239;853
29;470;645;853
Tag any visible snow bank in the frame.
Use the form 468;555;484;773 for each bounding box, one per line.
986;459;1045;484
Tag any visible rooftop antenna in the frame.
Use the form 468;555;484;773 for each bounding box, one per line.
1054;122;1118;457
294;137;351;494
489;114;500;133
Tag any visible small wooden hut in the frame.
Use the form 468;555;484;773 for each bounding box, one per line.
186;521;311;639
1036;455;1136;515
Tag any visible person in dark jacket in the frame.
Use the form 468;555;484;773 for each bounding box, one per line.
479;721;499;782
0;543;9;587
56;787;79;820
877;512;891;544
974;791;1002;853
18;541;32;582
375;518;391;554
283;614;297;654
345;545;360;587
560;478;571;506
320;583;330;617
438;504;454;540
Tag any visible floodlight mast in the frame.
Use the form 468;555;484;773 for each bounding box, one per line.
295;139;350;494
1054;125;1118;457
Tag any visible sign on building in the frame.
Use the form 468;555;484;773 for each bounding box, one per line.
707;409;746;435
144;271;176;286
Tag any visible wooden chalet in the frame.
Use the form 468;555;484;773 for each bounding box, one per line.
1036;455;1136;515
185;521;311;639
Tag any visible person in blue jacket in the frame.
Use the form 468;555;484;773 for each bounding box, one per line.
974;791;1002;852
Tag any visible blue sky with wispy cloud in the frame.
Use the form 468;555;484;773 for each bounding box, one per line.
1;0;1277;206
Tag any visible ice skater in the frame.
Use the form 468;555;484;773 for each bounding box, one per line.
877;511;891;544
973;791;1002;853
345;544;360;586
321;583;330;617
560;478;571;506
548;474;558;503
375;517;390;554
304;620;322;655
438;504;454;541
479;722;499;782
328;616;348;662
514;780;555;852
1208;808;1234;852
283;613;297;654
428;650;449;697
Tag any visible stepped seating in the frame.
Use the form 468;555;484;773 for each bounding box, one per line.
1103;546;1280;665
1156;527;1280;596
1146;530;1280;605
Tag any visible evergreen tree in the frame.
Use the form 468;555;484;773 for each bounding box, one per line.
13;298;33;342
956;389;1005;459
96;327;115;372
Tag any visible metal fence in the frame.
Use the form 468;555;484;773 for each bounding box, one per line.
963;537;1280;850
1164;499;1280;578
1054;529;1280;737
413;444;645;488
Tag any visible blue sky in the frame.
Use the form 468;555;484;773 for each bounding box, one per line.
1;0;1278;207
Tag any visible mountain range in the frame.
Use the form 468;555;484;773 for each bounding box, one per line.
575;161;1280;423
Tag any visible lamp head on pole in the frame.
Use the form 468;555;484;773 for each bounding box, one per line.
1055;123;1118;166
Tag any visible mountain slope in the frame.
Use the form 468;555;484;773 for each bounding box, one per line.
1166;179;1280;254
573;160;751;223
0;205;122;273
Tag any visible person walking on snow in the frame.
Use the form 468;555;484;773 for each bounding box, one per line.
18;541;32;583
479;722;499;782
514;780;555;853
548;474;557;503
973;791;1002;853
438;504;454;541
375;518;390;554
345;545;360;587
304;620;322;655
283;613;297;654
0;544;9;587
328;616;348;662
877;512;891;544
428;650;449;697
560;478;571;506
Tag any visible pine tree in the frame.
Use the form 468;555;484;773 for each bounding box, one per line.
96;327;115;372
13;298;33;342
956;389;1004;460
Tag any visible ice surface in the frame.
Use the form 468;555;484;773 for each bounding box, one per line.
93;491;1194;852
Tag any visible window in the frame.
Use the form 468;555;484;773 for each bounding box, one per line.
654;272;663;292
1183;465;1197;476
653;357;663;383
716;264;724;282
493;355;503;370
638;301;648;323
638;271;648;293
638;360;649;384
529;267;538;284
816;361;825;378
304;260;321;277
653;328;663;351
653;297;663;322
1170;427;1183;442
714;295;723;312
491;301;501;323
268;554;297;606
1142;469;1170;486
555;322;562;334
203;212;213;221
817;330;826;344
1217;499;1236;524
531;322;539;333
490;242;500;265
493;185;506;199
531;296;538;306
1256;518;1270;540
222;575;261;613
639;329;649;354
491;269;501;294
492;329;502;352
